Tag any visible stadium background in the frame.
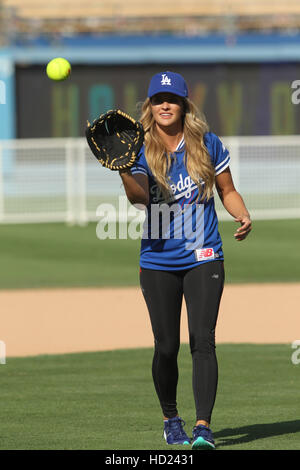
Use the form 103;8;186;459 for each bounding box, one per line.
0;0;300;451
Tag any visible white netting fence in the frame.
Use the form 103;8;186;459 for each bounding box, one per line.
0;135;299;224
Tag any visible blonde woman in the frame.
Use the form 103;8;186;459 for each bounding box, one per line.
119;72;251;449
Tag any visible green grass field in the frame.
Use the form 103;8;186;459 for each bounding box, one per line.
0;219;299;289
0;344;299;450
1;219;299;451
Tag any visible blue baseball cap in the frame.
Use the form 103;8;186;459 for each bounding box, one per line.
147;71;188;99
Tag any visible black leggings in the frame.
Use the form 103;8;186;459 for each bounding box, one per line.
140;261;224;423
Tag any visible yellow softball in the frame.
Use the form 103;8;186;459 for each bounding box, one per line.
46;58;71;81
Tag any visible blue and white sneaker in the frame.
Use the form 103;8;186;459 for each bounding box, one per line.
163;417;191;445
192;424;215;450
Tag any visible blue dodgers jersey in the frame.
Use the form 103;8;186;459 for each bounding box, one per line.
131;132;230;270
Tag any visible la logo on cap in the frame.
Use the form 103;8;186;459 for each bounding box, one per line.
161;74;171;86
147;71;188;98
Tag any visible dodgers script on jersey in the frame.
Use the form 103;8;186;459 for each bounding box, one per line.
131;132;230;270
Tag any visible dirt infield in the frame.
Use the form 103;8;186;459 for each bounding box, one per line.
1;283;300;357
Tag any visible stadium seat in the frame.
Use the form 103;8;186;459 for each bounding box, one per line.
2;0;300;34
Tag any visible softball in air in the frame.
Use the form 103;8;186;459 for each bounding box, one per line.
46;58;71;81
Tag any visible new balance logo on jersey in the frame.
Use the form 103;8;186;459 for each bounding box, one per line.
194;248;215;261
161;74;171;86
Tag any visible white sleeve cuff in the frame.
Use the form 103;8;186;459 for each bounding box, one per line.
131;167;148;176
215;155;230;176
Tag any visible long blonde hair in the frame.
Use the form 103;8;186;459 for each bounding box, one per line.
139;97;215;202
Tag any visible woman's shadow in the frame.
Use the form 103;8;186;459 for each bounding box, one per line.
214;420;300;448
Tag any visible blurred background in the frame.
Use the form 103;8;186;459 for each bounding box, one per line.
0;0;300;224
0;0;300;226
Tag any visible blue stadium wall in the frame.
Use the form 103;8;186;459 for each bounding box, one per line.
1;33;300;139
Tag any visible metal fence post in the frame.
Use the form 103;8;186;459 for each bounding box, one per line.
77;139;88;226
65;139;76;225
225;137;240;191
0;142;4;222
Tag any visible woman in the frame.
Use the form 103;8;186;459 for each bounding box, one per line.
119;71;251;449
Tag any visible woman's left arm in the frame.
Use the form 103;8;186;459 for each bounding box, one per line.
215;167;252;241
